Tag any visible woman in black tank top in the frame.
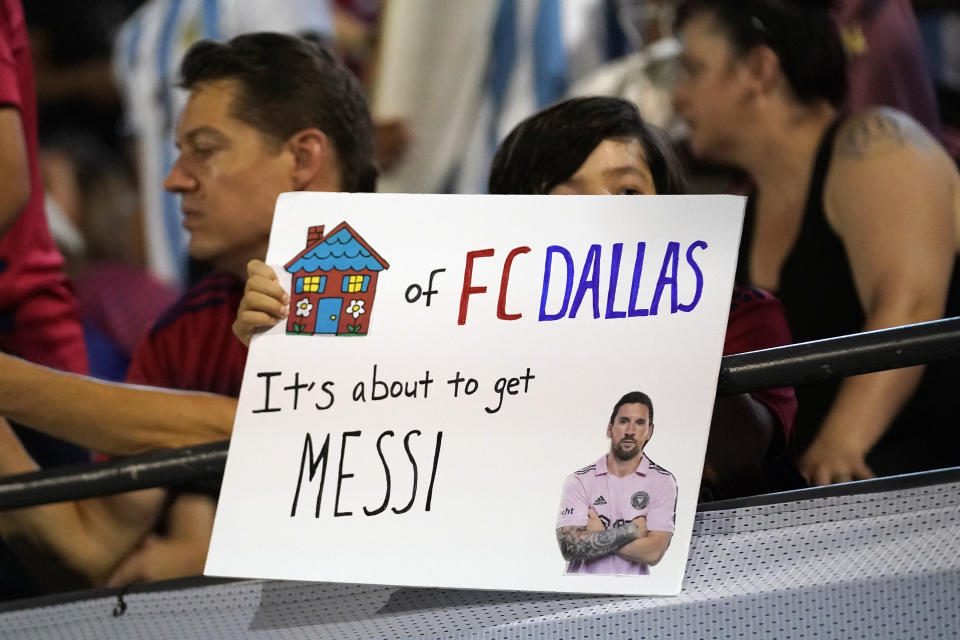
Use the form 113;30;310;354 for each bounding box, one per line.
674;1;960;484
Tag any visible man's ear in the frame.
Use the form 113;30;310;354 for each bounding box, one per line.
646;423;654;445
286;128;337;191
606;423;613;438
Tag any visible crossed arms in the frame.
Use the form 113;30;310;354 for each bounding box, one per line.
0;417;168;589
557;509;672;566
0;355;233;588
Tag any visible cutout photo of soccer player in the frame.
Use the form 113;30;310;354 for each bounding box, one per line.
556;392;677;575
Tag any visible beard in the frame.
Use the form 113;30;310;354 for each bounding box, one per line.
612;438;641;462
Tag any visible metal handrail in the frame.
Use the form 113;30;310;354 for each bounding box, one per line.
2;317;959;510
0;442;228;510
717;316;960;395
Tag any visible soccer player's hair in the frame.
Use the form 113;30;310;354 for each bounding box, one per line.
180;32;377;192
609;391;654;426
488;96;688;196
675;0;847;107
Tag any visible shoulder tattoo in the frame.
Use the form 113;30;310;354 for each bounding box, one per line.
837;110;931;159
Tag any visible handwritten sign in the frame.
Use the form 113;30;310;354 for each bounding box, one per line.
206;193;745;595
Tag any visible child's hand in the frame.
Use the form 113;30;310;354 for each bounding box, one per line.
232;259;289;347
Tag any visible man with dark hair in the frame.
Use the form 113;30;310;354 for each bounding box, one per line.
610;391;654;426
127;33;374;399
556;391;677;575
179;33;376;194
673;0;960;485
0;32;376;591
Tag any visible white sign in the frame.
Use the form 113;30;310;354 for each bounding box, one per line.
206;192;745;595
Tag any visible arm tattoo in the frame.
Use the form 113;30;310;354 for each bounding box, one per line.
837;110;931;159
556;522;639;561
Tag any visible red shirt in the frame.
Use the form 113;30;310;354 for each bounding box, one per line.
725;285;797;443
0;0;70;308
0;0;85;375
126;272;248;396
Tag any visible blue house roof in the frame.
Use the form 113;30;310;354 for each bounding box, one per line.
285;223;388;274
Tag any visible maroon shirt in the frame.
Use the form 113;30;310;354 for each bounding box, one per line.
126;271;247;396
725;286;797;444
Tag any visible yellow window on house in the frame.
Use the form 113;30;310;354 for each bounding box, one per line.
303;276;322;292
345;274;365;293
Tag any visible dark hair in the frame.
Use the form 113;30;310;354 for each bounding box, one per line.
609;391;654;426
180;32;377;192
676;0;846;107
488;96;688;196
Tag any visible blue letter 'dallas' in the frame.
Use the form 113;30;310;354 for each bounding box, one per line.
538;240;708;321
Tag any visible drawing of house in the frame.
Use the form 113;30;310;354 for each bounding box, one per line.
284;222;389;336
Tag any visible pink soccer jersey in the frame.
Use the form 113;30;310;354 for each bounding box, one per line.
556;454;677;575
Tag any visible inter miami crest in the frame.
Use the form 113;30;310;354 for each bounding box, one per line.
631;491;650;510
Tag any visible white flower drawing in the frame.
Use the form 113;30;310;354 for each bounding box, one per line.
295;298;314;317
347;299;365;319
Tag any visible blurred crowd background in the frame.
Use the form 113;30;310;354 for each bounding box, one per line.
26;2;960;359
